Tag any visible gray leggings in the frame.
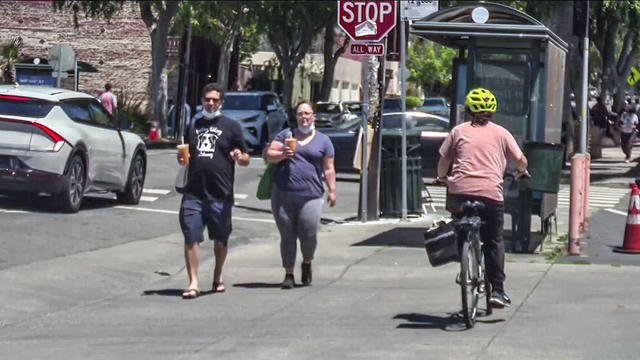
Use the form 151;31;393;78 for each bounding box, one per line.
271;186;324;268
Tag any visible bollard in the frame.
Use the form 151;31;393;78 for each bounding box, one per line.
582;154;591;232
569;154;586;255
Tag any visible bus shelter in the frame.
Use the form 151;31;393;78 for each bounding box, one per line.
411;3;567;252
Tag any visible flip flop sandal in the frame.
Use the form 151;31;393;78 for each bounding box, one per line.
182;288;199;299
212;281;225;293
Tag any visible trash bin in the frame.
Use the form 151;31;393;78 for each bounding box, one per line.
380;129;423;217
524;142;564;193
380;156;423;217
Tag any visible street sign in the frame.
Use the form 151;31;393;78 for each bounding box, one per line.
350;42;385;56
401;0;438;21
50;71;69;78
338;0;397;42
48;44;75;72
628;66;640;86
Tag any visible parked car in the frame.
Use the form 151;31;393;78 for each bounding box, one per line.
0;85;147;212
315;101;360;129
221;91;289;151
319;111;450;175
418;97;449;116
383;97;402;112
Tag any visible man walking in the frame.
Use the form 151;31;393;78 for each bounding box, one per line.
177;83;250;299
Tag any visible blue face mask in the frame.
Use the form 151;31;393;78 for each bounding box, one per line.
297;123;315;135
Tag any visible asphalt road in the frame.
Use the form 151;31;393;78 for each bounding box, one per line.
0;149;363;271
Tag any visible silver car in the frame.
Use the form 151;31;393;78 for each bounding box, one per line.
221;91;289;151
0;85;146;212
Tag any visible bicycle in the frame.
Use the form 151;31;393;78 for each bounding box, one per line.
453;200;490;329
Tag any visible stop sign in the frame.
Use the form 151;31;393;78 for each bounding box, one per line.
337;1;397;42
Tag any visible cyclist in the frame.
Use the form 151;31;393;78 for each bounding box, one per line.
436;87;528;308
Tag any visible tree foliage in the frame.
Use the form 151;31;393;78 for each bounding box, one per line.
251;1;330;111
407;39;456;96
0;37;22;84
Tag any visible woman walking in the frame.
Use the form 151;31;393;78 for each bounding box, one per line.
265;101;336;289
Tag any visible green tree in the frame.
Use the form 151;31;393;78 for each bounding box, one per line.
251;1;328;111
407;39;456;96
173;1;258;91
0;37;22;84
53;1;179;131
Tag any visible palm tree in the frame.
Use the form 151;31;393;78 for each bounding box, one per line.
1;37;23;84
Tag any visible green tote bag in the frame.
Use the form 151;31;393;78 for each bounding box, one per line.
256;162;278;200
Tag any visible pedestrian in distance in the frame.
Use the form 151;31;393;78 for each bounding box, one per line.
590;96;613;138
177;83;250;299
619;103;639;163
98;82;117;116
437;87;529;309
264;101;336;289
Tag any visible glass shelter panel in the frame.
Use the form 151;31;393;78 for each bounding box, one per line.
471;49;532;145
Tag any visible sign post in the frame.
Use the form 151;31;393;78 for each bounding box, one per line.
338;0;397;222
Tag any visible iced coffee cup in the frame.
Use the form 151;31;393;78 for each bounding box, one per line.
285;138;297;156
177;144;190;165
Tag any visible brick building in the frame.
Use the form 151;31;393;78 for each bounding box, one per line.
0;1;153;100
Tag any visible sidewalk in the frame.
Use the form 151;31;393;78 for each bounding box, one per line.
2;215;640;359
2;147;640;359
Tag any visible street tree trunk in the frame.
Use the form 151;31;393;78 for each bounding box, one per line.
140;1;179;134
320;24;350;102
216;2;245;91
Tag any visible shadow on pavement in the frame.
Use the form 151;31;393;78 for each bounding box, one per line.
394;311;505;332
233;282;283;289
351;227;425;248
142;288;184;297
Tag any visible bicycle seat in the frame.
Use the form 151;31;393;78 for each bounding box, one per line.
459;200;485;217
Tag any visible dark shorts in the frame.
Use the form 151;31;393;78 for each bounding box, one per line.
179;194;233;245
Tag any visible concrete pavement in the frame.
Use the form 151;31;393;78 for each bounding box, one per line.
3;147;640;359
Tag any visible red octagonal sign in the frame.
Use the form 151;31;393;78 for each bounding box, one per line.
338;0;397;42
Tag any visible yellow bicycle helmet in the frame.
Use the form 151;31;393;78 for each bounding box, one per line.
465;87;497;113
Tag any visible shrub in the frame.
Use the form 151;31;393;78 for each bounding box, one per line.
406;96;422;110
116;90;149;135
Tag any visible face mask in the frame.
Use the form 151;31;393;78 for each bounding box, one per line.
297;123;315;135
202;107;221;120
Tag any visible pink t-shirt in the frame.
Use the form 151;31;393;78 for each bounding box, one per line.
99;91;116;115
439;121;523;202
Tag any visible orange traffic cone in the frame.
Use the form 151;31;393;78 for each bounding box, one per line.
148;119;158;141
614;183;640;254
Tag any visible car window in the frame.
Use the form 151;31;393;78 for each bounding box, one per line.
316;103;341;113
0;96;54;118
344;102;362;113
383;98;402;112
88;100;114;127
222;95;262;110
61;100;92;123
382;114;416;129
422;98;445;107
415;116;449;131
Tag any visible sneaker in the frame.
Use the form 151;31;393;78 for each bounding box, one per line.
301;262;312;286
281;274;294;289
490;291;511;308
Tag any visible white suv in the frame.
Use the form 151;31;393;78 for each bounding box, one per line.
0;85;146;212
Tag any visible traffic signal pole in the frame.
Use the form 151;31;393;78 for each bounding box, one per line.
400;12;408;220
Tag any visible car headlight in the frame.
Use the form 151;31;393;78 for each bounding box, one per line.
242;115;260;123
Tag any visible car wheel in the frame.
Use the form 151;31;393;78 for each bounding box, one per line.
117;152;146;204
56;154;85;213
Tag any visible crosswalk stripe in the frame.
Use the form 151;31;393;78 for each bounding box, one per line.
140;196;159;202
143;188;171;195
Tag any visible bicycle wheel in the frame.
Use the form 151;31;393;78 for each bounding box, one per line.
460;240;479;328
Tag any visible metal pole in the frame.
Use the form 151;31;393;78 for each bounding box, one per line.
178;22;192;143
74;55;78;92
56;46;62;88
400;17;407;220
361;57;369;223
579;0;589;153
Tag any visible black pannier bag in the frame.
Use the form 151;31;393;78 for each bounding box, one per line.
424;220;459;267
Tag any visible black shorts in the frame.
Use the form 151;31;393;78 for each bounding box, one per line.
179;194;233;245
